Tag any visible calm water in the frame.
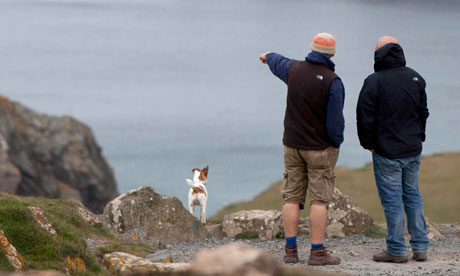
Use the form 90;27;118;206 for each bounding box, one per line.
0;0;459;216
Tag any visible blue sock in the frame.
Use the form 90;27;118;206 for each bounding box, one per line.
312;243;324;250
285;236;297;248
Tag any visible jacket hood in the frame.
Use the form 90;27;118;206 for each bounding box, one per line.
306;51;335;72
374;43;406;72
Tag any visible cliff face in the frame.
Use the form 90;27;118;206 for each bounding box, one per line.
0;95;118;213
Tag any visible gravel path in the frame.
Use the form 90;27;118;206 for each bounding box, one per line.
168;224;460;276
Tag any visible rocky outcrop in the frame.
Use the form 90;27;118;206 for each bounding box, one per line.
0;95;118;213
189;243;282;276
326;188;374;237
222;210;282;240
103;252;189;274
26;207;56;235
0;230;24;271
77;206;102;227
103;186;208;244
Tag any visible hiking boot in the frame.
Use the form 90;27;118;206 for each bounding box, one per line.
308;247;340;266
413;252;427;262
373;251;408;263
283;246;299;264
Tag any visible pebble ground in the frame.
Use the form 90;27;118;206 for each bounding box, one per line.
168;224;460;276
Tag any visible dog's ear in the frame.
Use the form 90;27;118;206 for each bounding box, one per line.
186;178;194;187
192;168;200;173
202;166;209;177
198;166;208;182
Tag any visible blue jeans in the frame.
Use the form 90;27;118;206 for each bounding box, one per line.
372;152;429;256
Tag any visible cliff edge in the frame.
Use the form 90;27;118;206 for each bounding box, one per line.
0;95;118;213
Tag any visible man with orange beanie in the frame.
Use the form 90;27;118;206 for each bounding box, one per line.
259;32;344;265
357;36;429;263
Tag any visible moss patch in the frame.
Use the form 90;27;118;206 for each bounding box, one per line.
235;231;259;239
0;194;155;274
365;225;387;238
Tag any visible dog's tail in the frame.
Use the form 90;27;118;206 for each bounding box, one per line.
185;178;194;188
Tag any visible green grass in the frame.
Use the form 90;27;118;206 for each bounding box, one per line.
0;194;155;274
365;225;387;238
235;231;259;239
213;152;460;224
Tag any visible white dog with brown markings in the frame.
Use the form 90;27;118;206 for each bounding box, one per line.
185;166;208;224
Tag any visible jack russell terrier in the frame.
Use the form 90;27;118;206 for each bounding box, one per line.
185;166;209;224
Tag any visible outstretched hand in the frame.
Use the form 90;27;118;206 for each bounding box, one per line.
259;53;267;64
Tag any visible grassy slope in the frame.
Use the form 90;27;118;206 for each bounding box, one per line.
0;194;155;274
213;152;460;223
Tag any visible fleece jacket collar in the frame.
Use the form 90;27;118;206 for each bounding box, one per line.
305;51;335;72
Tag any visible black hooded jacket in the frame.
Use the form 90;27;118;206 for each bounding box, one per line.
356;43;429;159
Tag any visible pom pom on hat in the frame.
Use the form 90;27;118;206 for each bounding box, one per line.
311;33;336;55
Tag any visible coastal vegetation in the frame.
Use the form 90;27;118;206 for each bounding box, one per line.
0;193;155;274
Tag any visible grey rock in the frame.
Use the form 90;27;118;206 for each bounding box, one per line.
103;186;208;244
26;206;56;235
189;242;282;276
77;206;102;227
0;230;24;271
146;250;173;263
326;188;374;237
0;134;21;194
103;252;189;274
0;95;118;213
206;223;223;237
222;210;282;240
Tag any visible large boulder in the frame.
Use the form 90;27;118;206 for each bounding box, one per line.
103;186;208;244
103;252;189;274
189;243;282;276
326;188;374;237
222;210;282;240
0;95;118;213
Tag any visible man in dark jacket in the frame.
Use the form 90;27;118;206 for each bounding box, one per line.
259;32;344;265
357;36;430;263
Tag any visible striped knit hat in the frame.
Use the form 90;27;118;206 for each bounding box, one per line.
311;32;336;56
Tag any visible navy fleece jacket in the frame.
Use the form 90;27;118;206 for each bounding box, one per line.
266;51;345;148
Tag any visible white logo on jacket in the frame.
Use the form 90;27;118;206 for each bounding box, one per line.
185;166;209;224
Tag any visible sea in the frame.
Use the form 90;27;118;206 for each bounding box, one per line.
0;0;459;216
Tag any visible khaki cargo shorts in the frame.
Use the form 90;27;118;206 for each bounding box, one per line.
281;145;339;209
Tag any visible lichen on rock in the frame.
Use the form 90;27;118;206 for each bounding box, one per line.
103;186;208;244
26;206;56;236
103;252;189;274
222;210;282;240
326;188;374;237
0;230;24;271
